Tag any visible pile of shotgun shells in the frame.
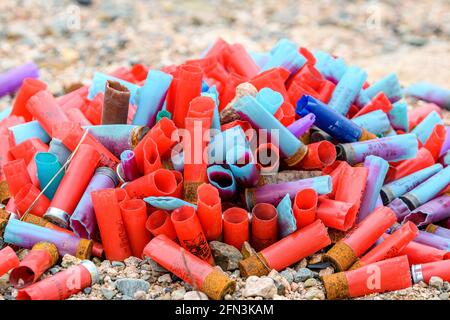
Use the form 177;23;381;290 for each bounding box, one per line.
0;38;449;300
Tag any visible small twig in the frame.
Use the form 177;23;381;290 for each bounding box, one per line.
180;248;202;300
20;128;90;221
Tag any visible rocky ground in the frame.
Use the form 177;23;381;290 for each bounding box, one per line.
0;0;449;300
1;244;449;301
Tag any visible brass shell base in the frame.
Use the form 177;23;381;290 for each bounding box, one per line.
32;242;59;265
323;241;357;272
425;224;438;233
239;252;271;278
347;259;364;271
0;208;10;220
0;180;10;204
76;239;94;260
327;228;348;244
0;217;7;236
284;145;308;168
200;269;236;300
21;214;48;227
322;272;350;300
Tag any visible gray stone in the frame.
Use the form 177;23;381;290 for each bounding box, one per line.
404;36;428;47
141;274;152;281
163;287;173;294
171;288;186;300
134;290;147;300
429;276;444;289
319;266;335;277
157;293;172;300
280;269;295;284
146;257;168;274
293;259;308;271
305;288;325;300
124;256;141;267
443;281;450;292
418;281;428;288
140;264;152;271
241;241;257;259
243;276;277;299
0;276;9;291
294;268;314;283
61;254;81;268
308;262;332;270
101;288;116;300
49;267;60;275
209;241;243;271
106;268;118;277
308;254;323;264
268;269;290;295
83;287;92;294
103;276;112;284
77;0;93;6
396;289;409;296
304;278;319;288
439;292;449;300
158;274;172;283
290;282;299;292
112;261;125;268
183;291;209;300
115;278;150;297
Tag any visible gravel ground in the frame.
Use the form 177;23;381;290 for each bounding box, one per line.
1;250;449;301
0;0;449;300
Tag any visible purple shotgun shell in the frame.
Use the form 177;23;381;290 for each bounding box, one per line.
4;219;93;259
120;150;141;181
244;175;331;209
356;155;389;223
82;125;149;158
402;194;450;227
287;113;316;138
69;167;119;239
413;230;450;251
425;224;450;240
0;62;39;98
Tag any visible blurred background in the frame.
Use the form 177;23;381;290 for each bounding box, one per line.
0;0;449;110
